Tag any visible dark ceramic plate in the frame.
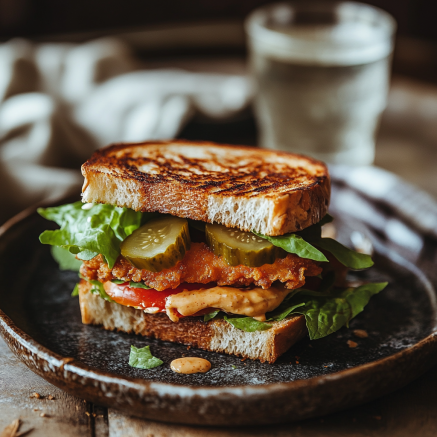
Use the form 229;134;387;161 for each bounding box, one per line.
1;179;437;426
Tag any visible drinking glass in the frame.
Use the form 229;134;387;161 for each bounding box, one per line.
246;2;396;165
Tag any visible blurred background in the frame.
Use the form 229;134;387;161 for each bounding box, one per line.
1;0;436;83
0;0;436;225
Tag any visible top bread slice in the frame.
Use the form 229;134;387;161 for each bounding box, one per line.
81;140;330;236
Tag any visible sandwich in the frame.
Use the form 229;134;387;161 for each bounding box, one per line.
38;141;386;363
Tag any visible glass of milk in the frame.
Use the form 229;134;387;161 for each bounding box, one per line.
246;2;396;165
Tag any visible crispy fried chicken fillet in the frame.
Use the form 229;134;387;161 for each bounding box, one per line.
80;242;322;291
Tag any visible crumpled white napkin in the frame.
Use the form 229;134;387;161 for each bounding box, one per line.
330;164;437;257
331;165;437;239
0;37;252;224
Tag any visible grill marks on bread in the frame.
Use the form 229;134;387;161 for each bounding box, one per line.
80;243;322;291
84;145;324;198
81;141;330;235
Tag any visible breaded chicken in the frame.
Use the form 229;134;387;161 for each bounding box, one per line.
80;242;322;291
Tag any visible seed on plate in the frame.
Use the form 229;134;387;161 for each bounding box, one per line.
353;329;368;338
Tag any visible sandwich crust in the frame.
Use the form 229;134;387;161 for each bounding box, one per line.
81;140;330;235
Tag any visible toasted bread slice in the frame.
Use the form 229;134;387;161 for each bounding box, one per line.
81;141;330;236
79;280;307;363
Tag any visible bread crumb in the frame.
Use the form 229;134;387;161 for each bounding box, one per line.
34;408;39;411
30;392;41;399
353;329;368;338
321;223;336;239
187;346;191;350
40;412;48;418
347;340;358;348
295;361;299;364
85;412;90;416
1;419;20;436
60;357;74;370
47;395;55;400
241;358;247;362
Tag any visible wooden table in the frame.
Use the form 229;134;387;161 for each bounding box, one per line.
2;335;437;436
2;76;437;436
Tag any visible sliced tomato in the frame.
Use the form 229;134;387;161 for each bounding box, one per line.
104;281;216;316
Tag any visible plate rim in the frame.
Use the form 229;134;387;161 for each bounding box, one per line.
1;196;437;425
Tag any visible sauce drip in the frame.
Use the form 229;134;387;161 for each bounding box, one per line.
170;357;211;374
165;284;290;322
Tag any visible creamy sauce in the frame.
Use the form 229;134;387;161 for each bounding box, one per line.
165;285;290;322
170;357;211;374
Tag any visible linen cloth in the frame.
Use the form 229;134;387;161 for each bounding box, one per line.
0;37;252;223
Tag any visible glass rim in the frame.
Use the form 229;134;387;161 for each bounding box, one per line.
245;1;397;66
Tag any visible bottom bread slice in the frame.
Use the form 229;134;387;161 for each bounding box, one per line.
78;280;307;363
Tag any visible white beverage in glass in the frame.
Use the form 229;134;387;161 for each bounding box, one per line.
246;2;396;165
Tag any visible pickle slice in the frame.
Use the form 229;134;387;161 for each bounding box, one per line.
205;223;285;267
121;216;190;272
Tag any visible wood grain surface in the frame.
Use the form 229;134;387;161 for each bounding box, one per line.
1;333;437;437
0;337;106;436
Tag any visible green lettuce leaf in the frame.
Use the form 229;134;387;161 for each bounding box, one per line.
223;315;272;332
269;282;387;339
266;301;306;322
71;283;80;297
204;310;220;322
38;202;152;268
219;282;387;338
110;279;126;284
314;238;374;270
129;281;151;289
254;214;374;270
128;345;163;369
318;213;334;226
253;231;328;262
88;279;114;302
76;249;99;261
51;246;82;271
